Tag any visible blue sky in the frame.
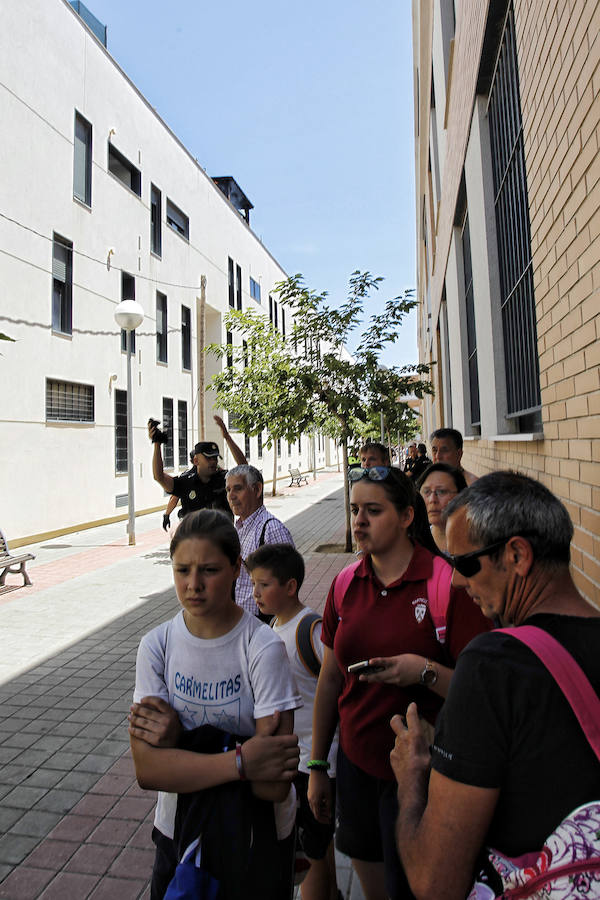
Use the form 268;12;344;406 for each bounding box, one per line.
87;0;417;366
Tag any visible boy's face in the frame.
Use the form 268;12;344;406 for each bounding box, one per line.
250;566;294;617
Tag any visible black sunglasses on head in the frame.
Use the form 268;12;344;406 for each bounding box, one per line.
348;466;392;483
442;538;509;577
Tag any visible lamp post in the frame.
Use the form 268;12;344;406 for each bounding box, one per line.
114;299;144;546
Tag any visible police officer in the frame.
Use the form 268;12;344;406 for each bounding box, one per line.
149;415;246;520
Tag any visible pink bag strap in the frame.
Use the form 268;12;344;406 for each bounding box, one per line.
332;560;361;616
497;625;600;760
427;555;453;643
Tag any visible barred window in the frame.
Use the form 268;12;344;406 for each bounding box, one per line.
46;378;94;422
257;431;263;458
488;3;541;421
462;214;480;428
163;397;174;468
244;434;250;458
178;400;188;467
115;389;127;472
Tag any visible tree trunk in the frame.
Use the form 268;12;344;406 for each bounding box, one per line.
271;436;278;497
342;438;352;552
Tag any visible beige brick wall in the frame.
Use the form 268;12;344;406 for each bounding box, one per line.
417;0;600;605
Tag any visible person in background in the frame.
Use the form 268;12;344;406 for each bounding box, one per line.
359;442;390;468
406;444;431;481
430;428;477;486
403;444;418;476
415;463;467;552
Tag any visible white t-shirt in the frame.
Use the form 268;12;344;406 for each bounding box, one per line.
273;607;338;776
134;608;302;839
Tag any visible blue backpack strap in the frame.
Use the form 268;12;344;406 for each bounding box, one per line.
296;612;323;678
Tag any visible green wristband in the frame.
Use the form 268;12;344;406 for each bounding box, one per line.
307;759;330;770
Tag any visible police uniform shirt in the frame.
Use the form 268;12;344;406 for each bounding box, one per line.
171;468;231;518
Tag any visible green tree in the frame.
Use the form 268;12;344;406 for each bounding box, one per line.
275;272;433;550
207;310;313;496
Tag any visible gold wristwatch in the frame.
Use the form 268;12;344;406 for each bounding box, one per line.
419;659;438;686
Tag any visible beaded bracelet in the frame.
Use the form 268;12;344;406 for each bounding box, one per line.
235;742;247;780
306;759;330;771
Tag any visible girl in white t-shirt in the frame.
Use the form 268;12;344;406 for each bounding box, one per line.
130;509;301;899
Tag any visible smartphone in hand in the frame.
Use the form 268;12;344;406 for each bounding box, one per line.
347;660;385;676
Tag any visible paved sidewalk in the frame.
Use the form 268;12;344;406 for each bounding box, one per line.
0;471;366;899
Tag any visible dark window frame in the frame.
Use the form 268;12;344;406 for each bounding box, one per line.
115;388;127;472
120;273;136;354
156;291;168;364
46;378;94;423
178;400;188;467
150;184;162;257
108;142;141;196
162;397;174;468
166;198;189;240
181;305;191;371
73;111;92;206
52;233;73;336
228;257;235;307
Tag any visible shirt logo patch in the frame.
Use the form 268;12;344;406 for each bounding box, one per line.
189;490;197;499
413;598;428;624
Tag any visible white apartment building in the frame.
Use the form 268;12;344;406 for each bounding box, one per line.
1;0;333;545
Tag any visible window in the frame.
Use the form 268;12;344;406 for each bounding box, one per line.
250;277;261;302
181;305;191;370
298;435;301;453
226;331;233;368
488;4;541;423
236;264;242;310
178;400;188;467
108;143;141;196
166;198;189;240
277;438;281;457
281;308;286;338
46;378;94;422
151;184;162;256
120;273;136;353
244;434;250;458
156;291;168;363
73;112;92;206
228;257;235;307
462;214;480;428
115;389;127;472
269;295;273;323
257;431;263;458
288;441;292;454
52;234;73;335
274;301;278;330
162;398;174;468
242;340;248;368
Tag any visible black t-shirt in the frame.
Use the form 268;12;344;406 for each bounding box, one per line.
171;468;231;518
409;455;431;480
431;614;600;856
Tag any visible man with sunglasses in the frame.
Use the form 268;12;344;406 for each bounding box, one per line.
388;471;600;899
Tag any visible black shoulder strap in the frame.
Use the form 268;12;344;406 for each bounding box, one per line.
296;612;323;678
258;517;275;547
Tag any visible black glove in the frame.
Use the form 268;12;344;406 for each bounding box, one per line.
162;514;170;531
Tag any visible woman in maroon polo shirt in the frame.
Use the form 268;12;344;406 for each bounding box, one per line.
307;467;490;900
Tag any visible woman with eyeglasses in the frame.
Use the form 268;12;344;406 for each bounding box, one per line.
415;463;467;552
307;467;490;900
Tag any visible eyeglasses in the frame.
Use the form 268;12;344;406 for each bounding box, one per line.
348;466;392;483
442;538;509;578
420;487;458;500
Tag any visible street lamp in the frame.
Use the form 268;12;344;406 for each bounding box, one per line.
114;299;144;546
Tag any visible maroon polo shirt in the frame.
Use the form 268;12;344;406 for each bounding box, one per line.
321;544;491;780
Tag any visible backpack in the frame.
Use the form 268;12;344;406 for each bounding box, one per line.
468;626;600;899
270;611;323;678
332;554;453;644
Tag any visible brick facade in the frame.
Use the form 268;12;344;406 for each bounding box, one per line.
413;0;600;604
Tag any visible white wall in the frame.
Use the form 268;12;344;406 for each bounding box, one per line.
0;0;332;542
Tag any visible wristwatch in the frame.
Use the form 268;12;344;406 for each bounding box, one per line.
419;659;438;686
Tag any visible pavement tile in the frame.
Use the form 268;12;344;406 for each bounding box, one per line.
89;774;133;796
0;807;26;832
0;864;55;899
91;740;131;759
22;839;79;870
1;734;39;751
2;785;49;810
46;722;81;737
0;747;21;765
10;810;63;839
0;766;31;787
46;815;100;843
86;818;138;847
38;870;100;898
73;754;119;775
43;750;87;771
88;875;148;899
107;754;134;776
124;781;151;799
9;749;53;768
126;821;154;850
70;794;117;818
107;796;155;821
108;846;154;880
0;834;40;866
29;735;70;754
54;771;102;793
21;769;65;790
64;842;120;875
32;789;82;815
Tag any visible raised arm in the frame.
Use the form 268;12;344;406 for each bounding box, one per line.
149;421;175;493
214;415;247;465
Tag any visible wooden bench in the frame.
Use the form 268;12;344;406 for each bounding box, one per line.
289;468;309;487
0;529;35;595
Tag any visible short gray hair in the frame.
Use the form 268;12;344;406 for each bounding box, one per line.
443;471;573;569
226;465;264;487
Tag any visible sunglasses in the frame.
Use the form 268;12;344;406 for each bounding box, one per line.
348;466;392;483
442;538;509;578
